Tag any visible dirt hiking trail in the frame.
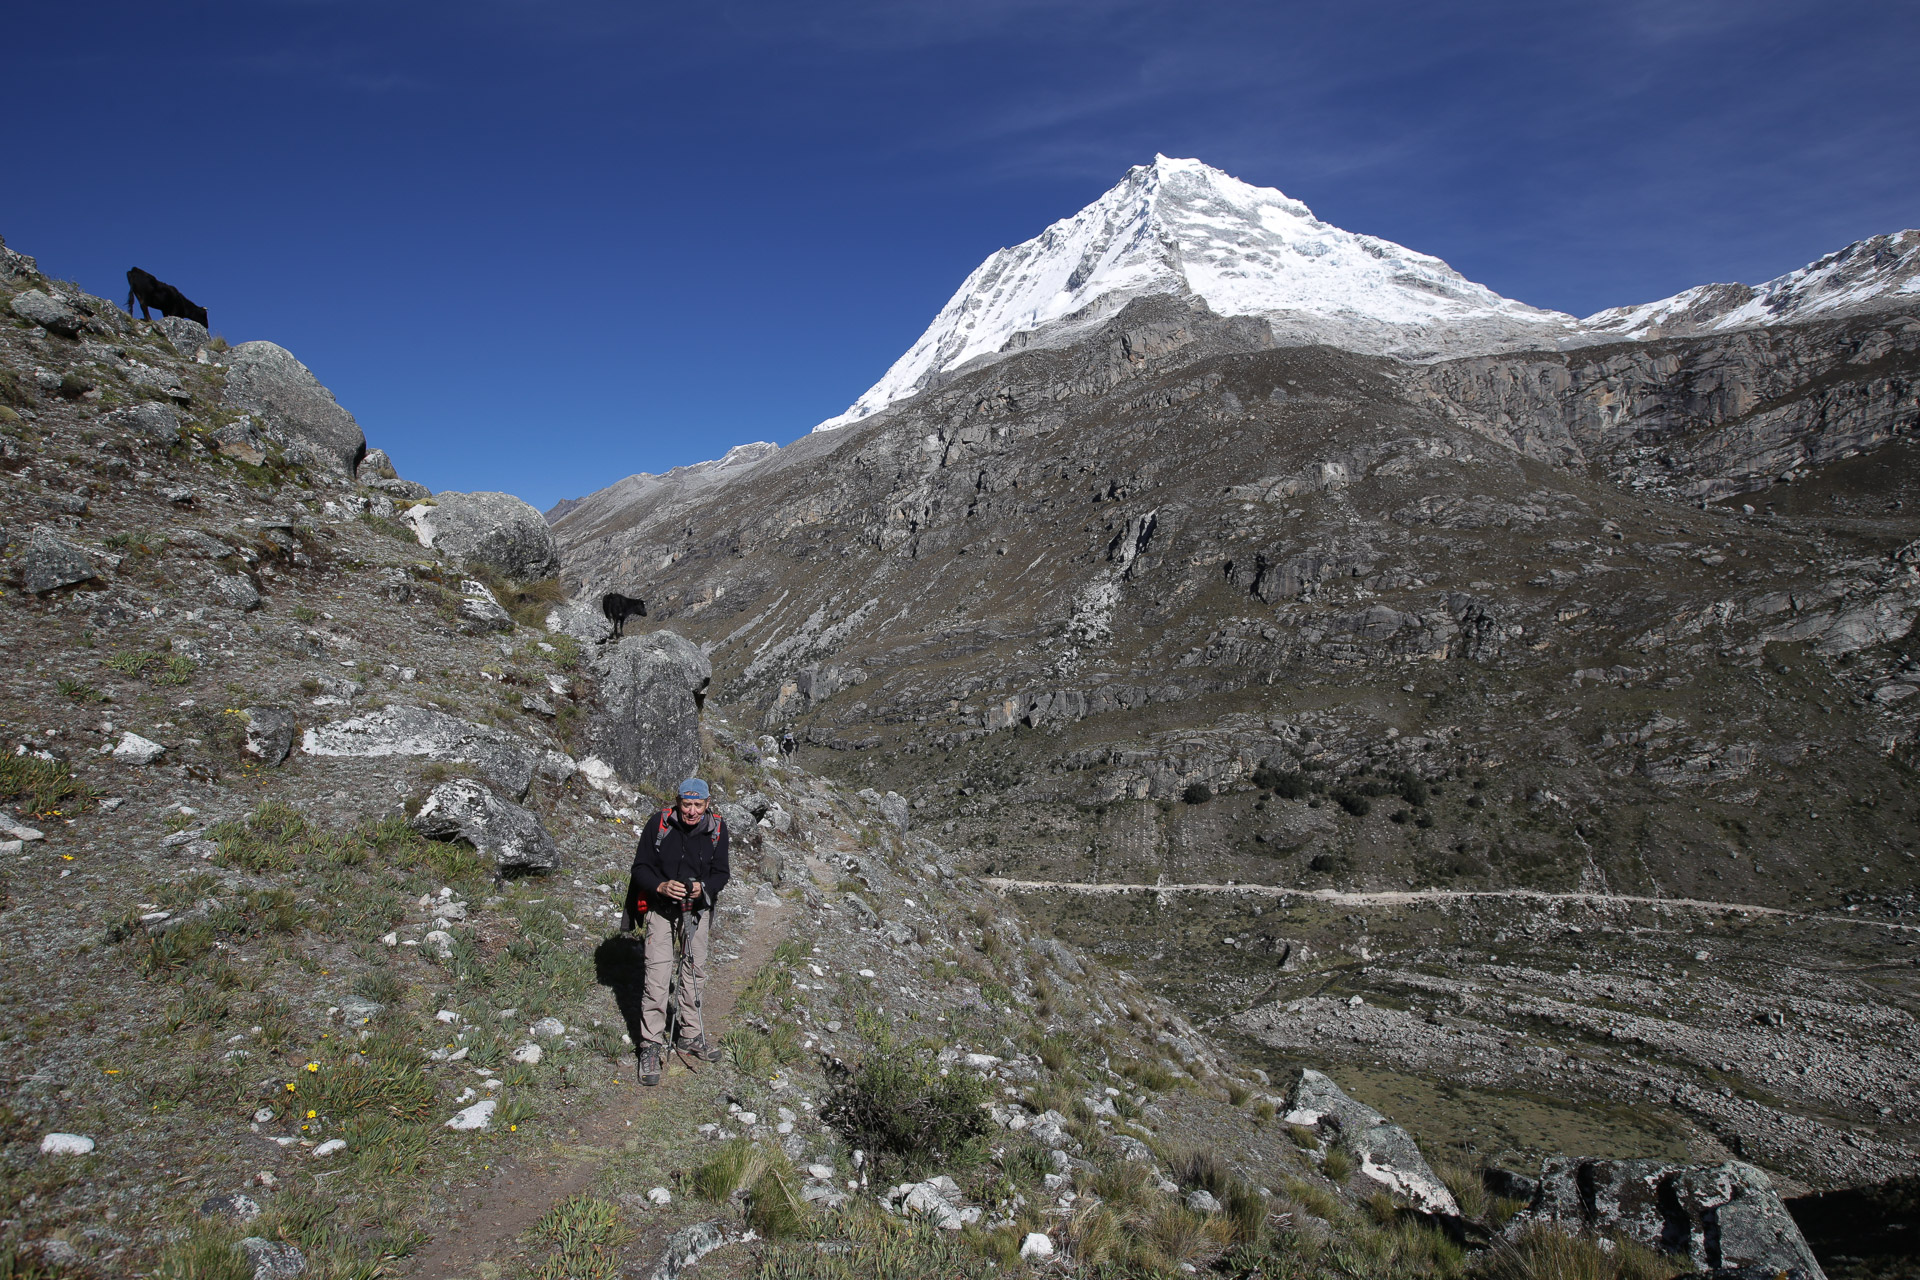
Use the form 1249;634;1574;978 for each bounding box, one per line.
403;896;793;1280
985;876;1920;934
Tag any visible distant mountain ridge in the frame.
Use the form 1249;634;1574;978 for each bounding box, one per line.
1583;229;1920;339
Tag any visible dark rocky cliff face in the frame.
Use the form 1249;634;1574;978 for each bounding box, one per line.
1407;308;1920;501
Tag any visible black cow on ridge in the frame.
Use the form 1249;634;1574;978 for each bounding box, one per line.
126;268;208;327
602;592;646;638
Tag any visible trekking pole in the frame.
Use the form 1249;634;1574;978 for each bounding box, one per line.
668;910;701;1074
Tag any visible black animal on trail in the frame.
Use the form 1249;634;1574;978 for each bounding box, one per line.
602;592;646;638
125;268;208;327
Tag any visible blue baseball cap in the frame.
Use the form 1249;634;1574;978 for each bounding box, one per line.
677;778;710;799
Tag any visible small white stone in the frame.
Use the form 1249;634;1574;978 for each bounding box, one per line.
530;1016;565;1038
252;1107;275;1124
39;1133;93;1155
423;930;455;959
1020;1232;1055;1260
378;932;398;946
808;1163;834;1180
436;1010;460;1023
509;1043;543;1065
312;1138;346;1157
112;732;165;765
445;1100;496;1131
777;1122;793;1134
858;969;876;979
647;1186;672;1206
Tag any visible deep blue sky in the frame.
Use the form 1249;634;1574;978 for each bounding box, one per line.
9;0;1917;510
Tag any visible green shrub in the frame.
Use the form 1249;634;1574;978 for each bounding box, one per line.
1182;782;1213;804
822;1045;992;1177
1332;789;1371;817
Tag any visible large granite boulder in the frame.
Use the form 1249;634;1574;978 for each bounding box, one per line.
1507;1158;1826;1279
588;630;711;790
401;491;558;580
409;778;557;872
301;704;569;799
1285;1069;1458;1215
222;341;366;476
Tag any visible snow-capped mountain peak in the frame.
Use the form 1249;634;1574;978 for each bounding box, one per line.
1583;229;1920;340
815;155;1584;431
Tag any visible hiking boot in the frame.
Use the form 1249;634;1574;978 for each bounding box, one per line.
675;1034;721;1063
637;1043;664;1086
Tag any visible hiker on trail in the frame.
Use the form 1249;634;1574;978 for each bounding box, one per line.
779;730;796;759
625;777;730;1086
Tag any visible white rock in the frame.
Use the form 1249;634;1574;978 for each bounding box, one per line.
311;1138;346;1157
445;1100;496;1131
1186;1188;1222;1213
509;1043;543;1065
1020;1232;1055;1260
808;1163;834;1180
858;969;876;979
39;1133;93;1155
481;1077;504;1091
647;1186;672;1206
423;930;455;959
379;932;398;946
435;1009;460;1023
112;732;165;764
454;1088;476;1103
0;819;44;841
253;1107;275;1124
529;1016;565;1038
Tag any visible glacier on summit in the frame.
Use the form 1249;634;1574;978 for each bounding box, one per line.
814;157;1920;434
814;156;1588;431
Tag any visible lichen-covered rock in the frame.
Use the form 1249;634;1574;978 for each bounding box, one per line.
223;341;366;476
18;527;99;594
410;778;557;872
457;594;514;633
355;447;397;482
104;401;182;444
1509;1158;1826;1280
239;706;295;766
155;316;211;358
545;599;613;645
1285;1069;1458;1215
588;630;710;789
401;491;558;579
209;573;262;611
9;290;80;337
301;704;549;798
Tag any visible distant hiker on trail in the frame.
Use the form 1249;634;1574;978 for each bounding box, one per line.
624;778;729;1086
780;730;796;759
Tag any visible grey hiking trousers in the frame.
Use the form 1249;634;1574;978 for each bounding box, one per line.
640;909;709;1047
